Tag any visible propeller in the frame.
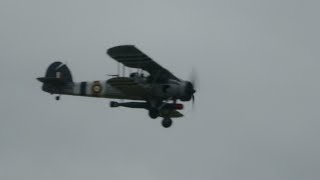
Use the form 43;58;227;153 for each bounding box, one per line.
190;67;198;90
188;68;198;108
190;67;199;108
192;94;195;106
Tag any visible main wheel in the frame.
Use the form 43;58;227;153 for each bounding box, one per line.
161;118;172;128
149;108;159;119
55;96;60;101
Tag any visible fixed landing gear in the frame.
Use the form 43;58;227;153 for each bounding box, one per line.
148;108;159;119
148;107;174;128
108;100;173;128
161;117;172;128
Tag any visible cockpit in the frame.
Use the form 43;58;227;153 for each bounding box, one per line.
130;72;145;78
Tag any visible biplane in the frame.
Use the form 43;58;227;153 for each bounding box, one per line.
37;45;196;128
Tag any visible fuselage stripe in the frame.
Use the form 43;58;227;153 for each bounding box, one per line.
80;82;87;96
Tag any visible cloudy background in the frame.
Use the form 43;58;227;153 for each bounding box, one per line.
1;0;320;179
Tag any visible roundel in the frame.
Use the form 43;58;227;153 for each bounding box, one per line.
91;81;102;96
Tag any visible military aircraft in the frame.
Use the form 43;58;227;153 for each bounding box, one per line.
37;45;196;128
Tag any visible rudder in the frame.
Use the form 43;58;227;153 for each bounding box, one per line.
45;61;73;82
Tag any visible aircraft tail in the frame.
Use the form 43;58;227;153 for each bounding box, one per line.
37;61;73;93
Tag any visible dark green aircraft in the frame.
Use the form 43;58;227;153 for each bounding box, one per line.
38;45;196;128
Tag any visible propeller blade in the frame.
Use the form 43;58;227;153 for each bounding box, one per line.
189;67;198;90
192;95;195;109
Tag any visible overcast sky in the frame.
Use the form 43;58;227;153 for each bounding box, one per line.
1;0;320;180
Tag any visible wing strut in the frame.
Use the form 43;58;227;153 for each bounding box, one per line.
117;62;120;76
122;64;125;77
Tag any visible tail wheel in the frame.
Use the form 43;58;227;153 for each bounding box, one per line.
161;118;172;128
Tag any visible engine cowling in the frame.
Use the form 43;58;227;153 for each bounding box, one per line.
161;80;196;101
180;81;196;101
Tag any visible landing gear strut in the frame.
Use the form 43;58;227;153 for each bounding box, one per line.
161;117;172;128
148;108;159;119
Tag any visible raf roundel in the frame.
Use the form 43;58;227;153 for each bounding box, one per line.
91;81;102;96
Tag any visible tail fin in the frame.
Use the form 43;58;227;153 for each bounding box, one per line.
38;62;73;83
46;61;73;82
37;62;73;93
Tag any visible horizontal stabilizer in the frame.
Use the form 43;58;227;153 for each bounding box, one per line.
37;77;66;84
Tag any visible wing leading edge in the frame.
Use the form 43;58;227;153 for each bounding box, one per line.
107;45;180;82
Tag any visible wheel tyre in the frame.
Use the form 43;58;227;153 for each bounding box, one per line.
55;96;60;101
162;118;172;128
149;108;159;119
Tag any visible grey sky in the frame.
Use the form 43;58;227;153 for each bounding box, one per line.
1;0;320;179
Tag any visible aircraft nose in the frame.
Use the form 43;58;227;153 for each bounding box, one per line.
186;81;196;95
183;81;196;101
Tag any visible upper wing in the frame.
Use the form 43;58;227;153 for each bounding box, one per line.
107;45;180;82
